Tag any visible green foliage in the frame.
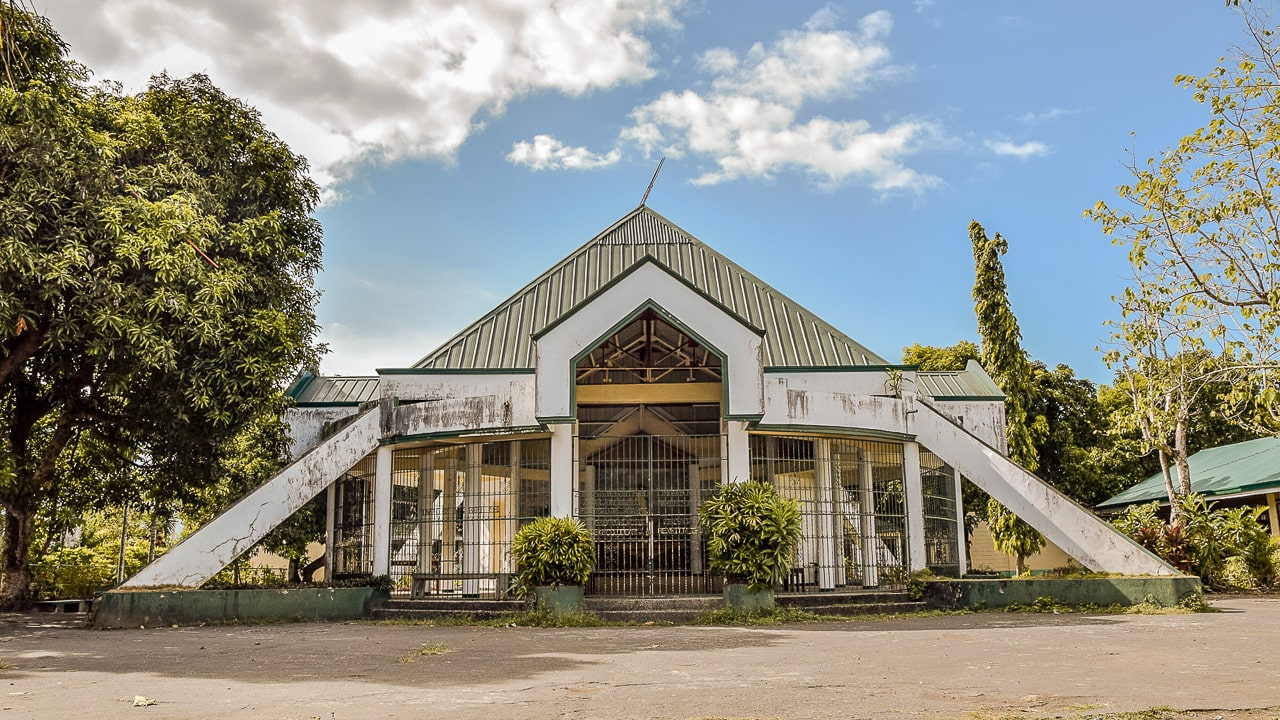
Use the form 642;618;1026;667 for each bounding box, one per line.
699;481;802;591
1112;494;1276;587
901;341;980;371
511;517;595;589
0;6;322;607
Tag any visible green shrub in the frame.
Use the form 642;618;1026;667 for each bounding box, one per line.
699;481;802;591
511;517;595;589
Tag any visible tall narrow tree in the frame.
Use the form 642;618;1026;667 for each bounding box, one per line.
970;220;1045;574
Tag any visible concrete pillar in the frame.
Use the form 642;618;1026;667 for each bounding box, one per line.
504;442;522;574
688;463;703;574
371;445;393;577
815;438;837;591
857;450;879;588
549;423;576;517
724;420;751;484
463;443;482;598
953;465;969;575
902;441;926;573
324;481;336;582
1269;492;1280;538
416;450;435;576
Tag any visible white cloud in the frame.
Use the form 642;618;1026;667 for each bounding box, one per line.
985;139;1052;159
513;9;939;194
39;0;683;190
507;135;623;170
1016;107;1078;125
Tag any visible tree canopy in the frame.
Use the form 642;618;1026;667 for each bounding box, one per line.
0;6;323;607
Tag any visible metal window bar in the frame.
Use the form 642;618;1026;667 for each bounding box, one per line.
576;433;724;596
749;435;908;592
919;448;962;577
332;453;376;577
382;439;551;598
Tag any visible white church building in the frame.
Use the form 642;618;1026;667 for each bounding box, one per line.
124;206;1173;597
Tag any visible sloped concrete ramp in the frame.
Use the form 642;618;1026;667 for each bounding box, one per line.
122;408;380;588
912;396;1177;576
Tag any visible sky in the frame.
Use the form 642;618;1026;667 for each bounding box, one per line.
34;1;1261;384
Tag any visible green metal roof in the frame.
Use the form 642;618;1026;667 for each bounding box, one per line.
1097;437;1280;509
286;372;380;405
412;206;889;370
917;360;1005;400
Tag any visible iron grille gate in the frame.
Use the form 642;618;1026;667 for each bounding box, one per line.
577;434;722;596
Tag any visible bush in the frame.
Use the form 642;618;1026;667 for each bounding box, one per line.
699;481;802;591
511;517;595;589
1112;494;1276;588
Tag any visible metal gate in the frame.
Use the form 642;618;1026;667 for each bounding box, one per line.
577;434;722;596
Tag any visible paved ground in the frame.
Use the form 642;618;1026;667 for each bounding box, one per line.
0;598;1277;720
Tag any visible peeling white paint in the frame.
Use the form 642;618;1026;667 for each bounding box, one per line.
123;408;381;588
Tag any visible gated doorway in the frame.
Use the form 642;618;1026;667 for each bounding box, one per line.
576;405;723;596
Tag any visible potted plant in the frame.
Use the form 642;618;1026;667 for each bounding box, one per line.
700;481;801;612
511;516;595;614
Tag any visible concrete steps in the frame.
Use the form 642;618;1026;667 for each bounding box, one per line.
370;590;924;623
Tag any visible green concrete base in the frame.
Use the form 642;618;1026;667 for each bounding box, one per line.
92;587;390;628
533;585;585;615
723;584;775;612
923;576;1203;610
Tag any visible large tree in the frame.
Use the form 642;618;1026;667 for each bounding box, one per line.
0;7;322;607
969;220;1045;574
1088;7;1280;520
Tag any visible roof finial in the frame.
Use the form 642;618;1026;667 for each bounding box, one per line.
639;157;666;207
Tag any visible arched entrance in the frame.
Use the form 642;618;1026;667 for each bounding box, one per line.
574;310;725;596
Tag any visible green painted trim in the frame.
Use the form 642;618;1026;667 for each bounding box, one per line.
564;299;736;419
532;256;765;340
724;414;765;422
536;416;578;425
930;394;1004;402
764;364;916;373
294;401;362;408
285;371;316;400
378;367;537;375
750;424;915;442
382;424;550;445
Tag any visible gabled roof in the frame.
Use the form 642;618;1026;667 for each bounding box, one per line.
413;206;887;370
1097;437;1280;509
917;360;1005;401
286;372;380;406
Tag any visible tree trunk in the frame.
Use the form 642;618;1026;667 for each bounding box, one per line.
1158;450;1184;525
1173;414;1192;497
301;555;324;583
1015;553;1027;576
287;557;301;584
0;506;36;610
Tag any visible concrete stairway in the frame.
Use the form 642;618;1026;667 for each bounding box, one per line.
775;590;924;616
372;597;528;621
369;590;924;623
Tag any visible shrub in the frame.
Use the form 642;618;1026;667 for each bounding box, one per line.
511;517;595;589
699;481;802;591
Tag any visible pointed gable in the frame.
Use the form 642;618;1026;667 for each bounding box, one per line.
412;206;887;370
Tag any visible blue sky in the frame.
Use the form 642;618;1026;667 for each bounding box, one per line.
42;1;1255;383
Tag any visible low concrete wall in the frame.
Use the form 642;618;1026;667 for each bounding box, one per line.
923;576;1203;610
92;587;389;628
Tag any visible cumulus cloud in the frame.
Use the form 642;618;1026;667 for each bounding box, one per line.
38;0;683;190
513;9;939;193
985;139;1052;159
508;135;622;170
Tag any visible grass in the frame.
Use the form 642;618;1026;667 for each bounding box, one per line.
994;592;1216;615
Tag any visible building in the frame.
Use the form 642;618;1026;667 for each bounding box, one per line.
1098;436;1280;536
123;206;1173;595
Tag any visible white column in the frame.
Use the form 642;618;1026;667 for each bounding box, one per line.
549;423;576;517
504;442;522;574
688;463;703;574
416;451;435;576
858;451;879;588
952;466;968;576
371;445;393;577
324;481;336;581
902;441;927;573
815;438;837;591
463;443;482;598
724;420;751;484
